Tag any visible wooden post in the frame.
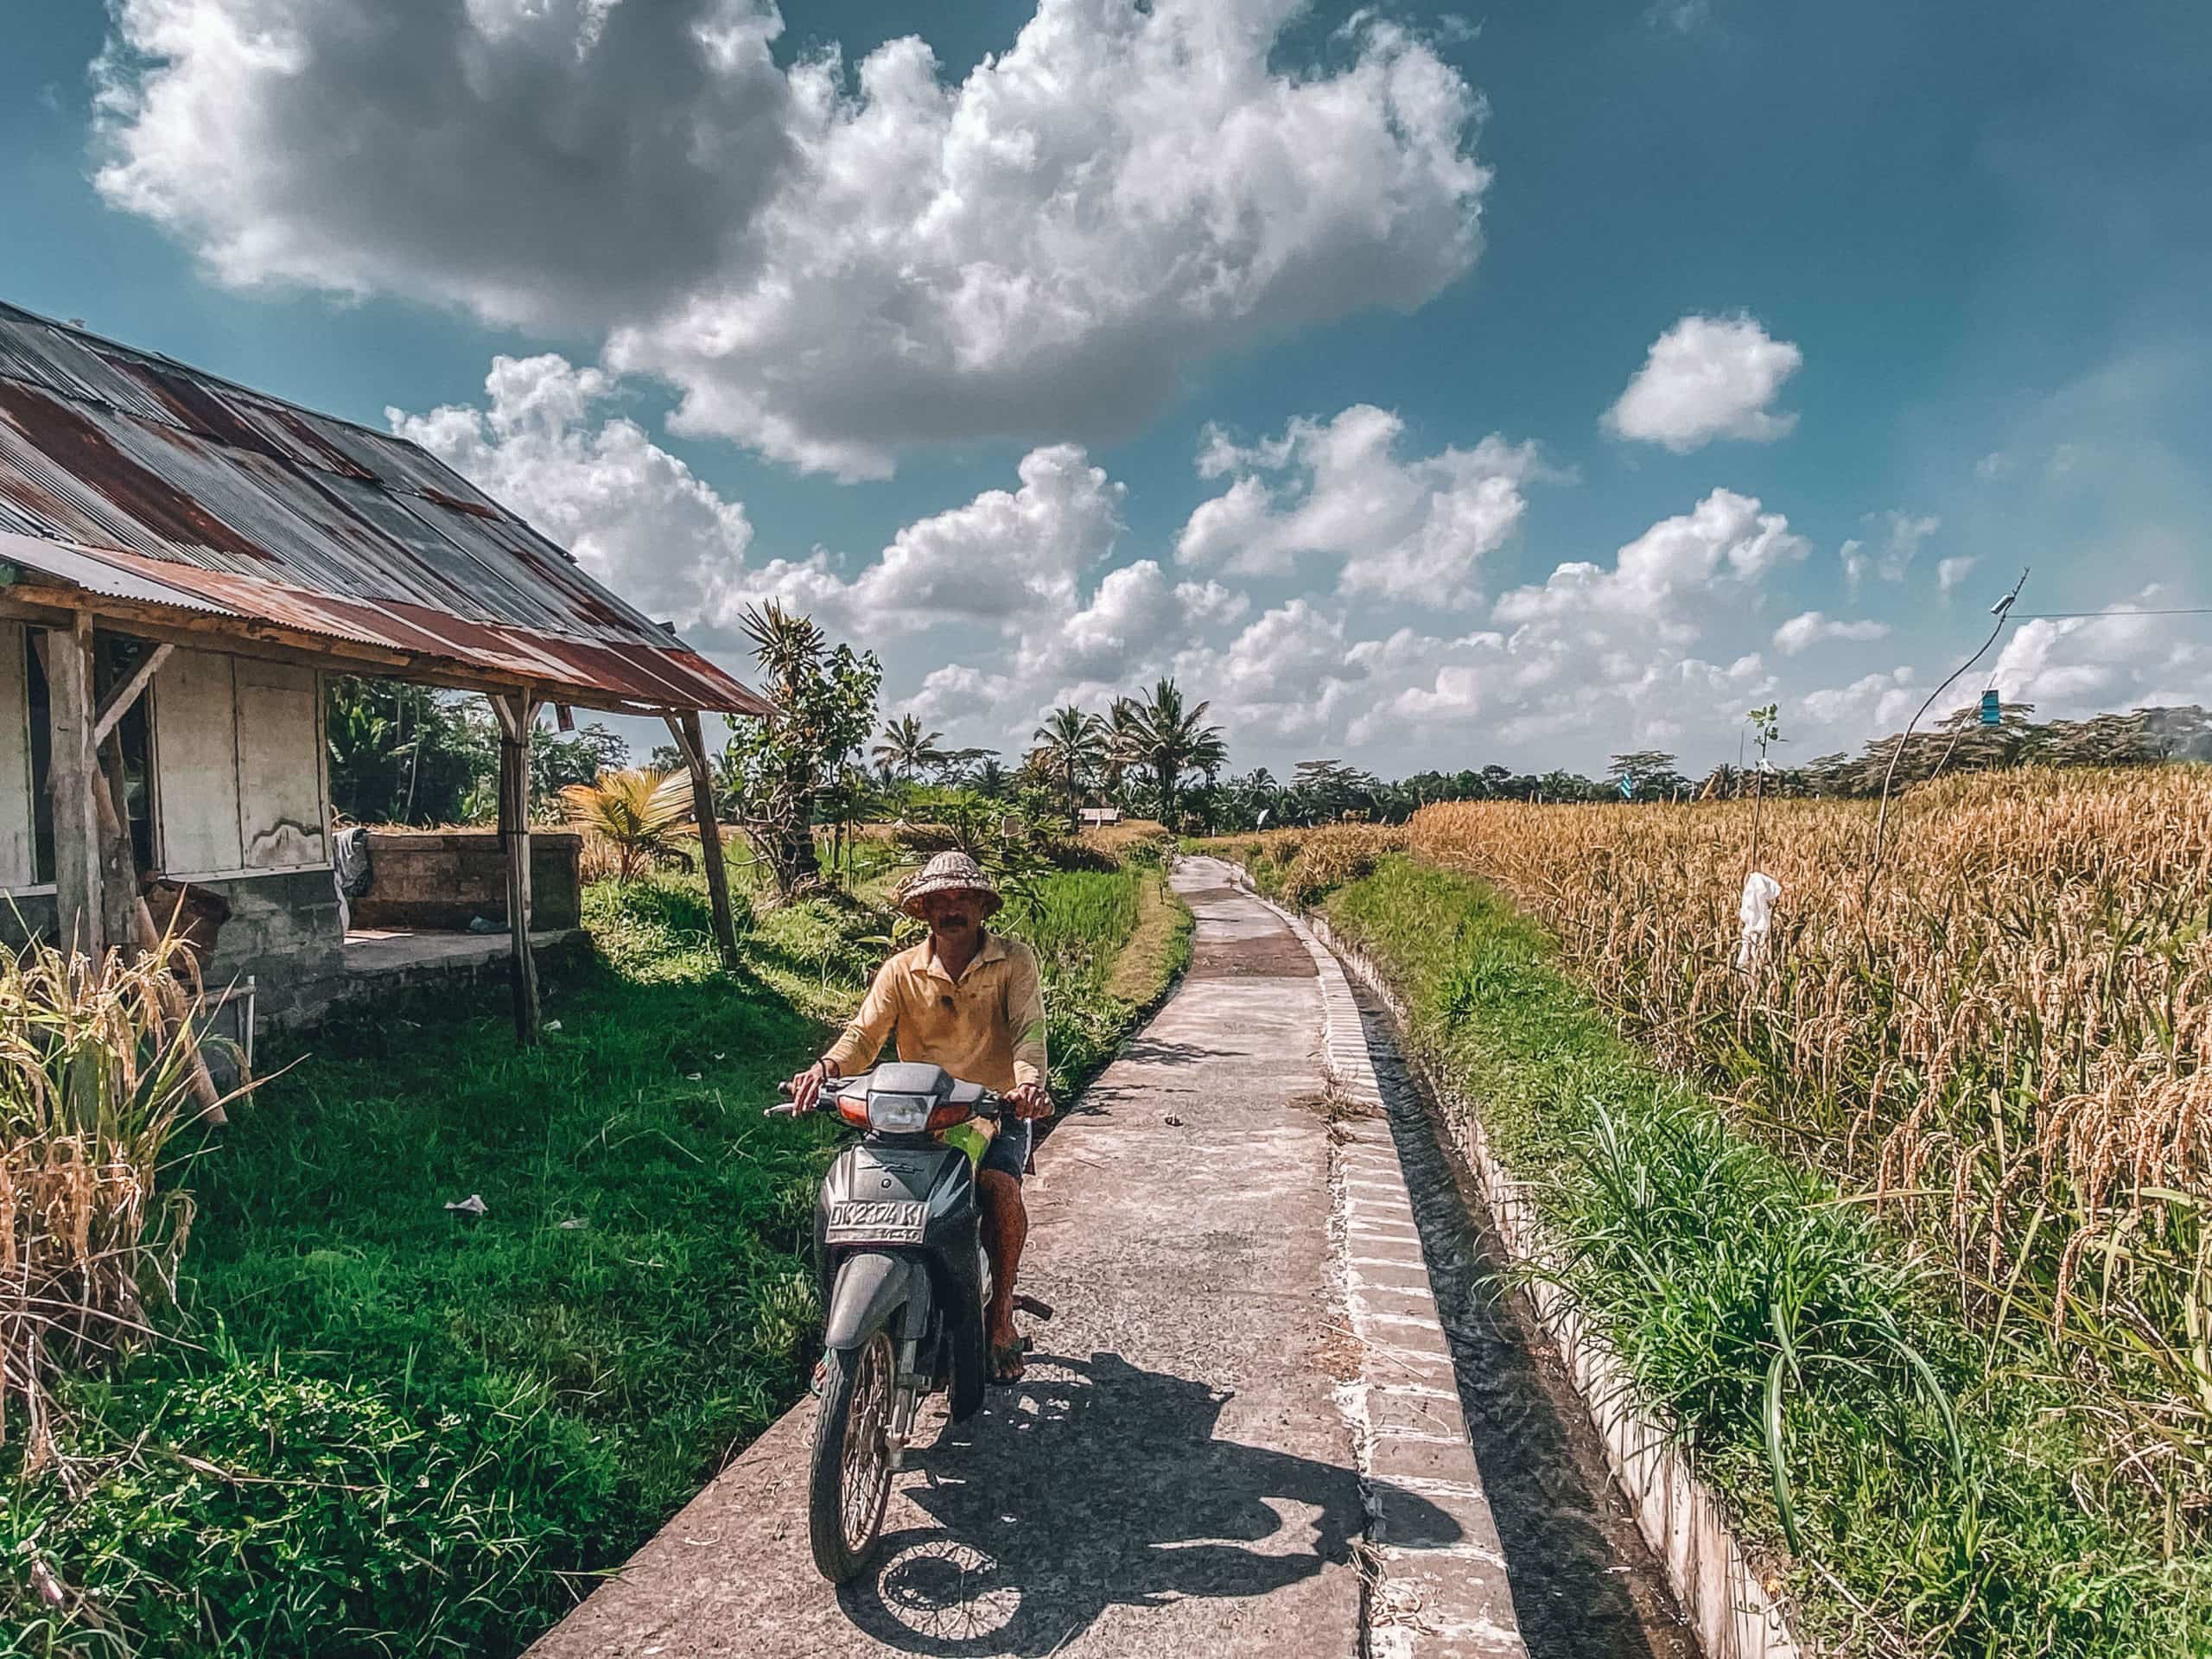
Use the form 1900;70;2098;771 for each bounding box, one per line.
666;709;739;971
494;691;541;1044
46;615;105;958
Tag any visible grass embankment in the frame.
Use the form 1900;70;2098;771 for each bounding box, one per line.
1309;855;2212;1657
3;861;1188;1658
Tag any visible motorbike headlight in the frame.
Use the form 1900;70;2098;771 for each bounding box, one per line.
868;1093;932;1134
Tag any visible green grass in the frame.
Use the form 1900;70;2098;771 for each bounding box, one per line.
1319;856;2212;1659
3;863;1192;1658
4;879;843;1658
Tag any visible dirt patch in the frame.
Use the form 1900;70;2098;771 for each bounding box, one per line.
1179;885;1242;906
1187;933;1319;979
1314;1313;1364;1383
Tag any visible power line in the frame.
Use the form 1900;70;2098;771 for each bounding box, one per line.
2010;607;2212;620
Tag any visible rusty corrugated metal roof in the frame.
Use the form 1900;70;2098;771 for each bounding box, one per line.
0;300;769;716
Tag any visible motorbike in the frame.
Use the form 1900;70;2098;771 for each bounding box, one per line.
767;1061;1002;1582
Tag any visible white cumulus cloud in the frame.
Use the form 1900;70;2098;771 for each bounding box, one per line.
1842;508;1940;586
1176;406;1540;607
99;0;1490;478
1801;668;1922;734
1494;487;1808;633
1602;314;1802;452
390;353;759;633
1773;612;1891;654
1991;601;2212;717
1936;556;1980;594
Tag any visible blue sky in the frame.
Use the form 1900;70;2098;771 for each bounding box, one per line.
5;0;2208;776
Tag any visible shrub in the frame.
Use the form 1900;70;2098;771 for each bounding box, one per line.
556;769;693;883
0;934;219;1468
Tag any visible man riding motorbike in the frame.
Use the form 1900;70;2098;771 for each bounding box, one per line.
785;852;1052;1383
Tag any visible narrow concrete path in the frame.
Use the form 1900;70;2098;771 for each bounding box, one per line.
529;857;1460;1658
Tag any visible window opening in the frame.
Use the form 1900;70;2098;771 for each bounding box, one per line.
27;630;159;884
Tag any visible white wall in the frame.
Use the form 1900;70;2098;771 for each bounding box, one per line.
156;650;327;878
152;648;245;874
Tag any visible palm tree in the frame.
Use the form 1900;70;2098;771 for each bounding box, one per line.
1122;677;1227;833
557;767;694;882
972;756;1011;801
872;714;946;782
1103;697;1142;806
1033;705;1105;830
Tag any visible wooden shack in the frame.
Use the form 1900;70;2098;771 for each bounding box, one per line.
0;299;767;1041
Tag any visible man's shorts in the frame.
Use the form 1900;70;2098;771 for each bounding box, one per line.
980;1115;1033;1183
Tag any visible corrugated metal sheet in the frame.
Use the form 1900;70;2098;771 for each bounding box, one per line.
0;301;768;715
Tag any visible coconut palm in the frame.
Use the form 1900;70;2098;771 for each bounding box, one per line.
1122;677;1227;833
1033;705;1106;830
1102;697;1142;805
557;766;694;882
872;715;947;782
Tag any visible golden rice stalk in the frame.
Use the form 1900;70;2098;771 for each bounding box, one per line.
1407;767;2212;1498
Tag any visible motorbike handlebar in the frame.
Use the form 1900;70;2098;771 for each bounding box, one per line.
764;1077;1012;1120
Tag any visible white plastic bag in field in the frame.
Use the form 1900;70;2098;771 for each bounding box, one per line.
1738;872;1781;969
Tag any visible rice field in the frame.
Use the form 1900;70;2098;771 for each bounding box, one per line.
1402;769;2212;1507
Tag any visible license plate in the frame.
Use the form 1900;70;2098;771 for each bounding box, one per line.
828;1199;927;1243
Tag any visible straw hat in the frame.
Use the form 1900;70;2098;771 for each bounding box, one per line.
899;851;1003;918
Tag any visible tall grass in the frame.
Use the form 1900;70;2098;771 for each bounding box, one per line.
1198;823;1408;907
1000;869;1139;989
0;933;216;1469
1408;769;2212;1513
1323;857;2212;1656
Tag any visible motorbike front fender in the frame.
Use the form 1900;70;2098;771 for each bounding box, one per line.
823;1252;918;1351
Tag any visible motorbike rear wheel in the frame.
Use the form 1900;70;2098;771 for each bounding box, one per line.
808;1328;898;1582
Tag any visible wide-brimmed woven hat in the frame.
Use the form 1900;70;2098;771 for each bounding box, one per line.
899;851;1003;918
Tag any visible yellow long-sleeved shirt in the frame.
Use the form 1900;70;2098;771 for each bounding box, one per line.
823;930;1049;1094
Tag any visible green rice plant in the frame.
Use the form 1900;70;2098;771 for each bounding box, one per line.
999;868;1140;993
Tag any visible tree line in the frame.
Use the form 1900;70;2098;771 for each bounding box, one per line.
329;602;2212;880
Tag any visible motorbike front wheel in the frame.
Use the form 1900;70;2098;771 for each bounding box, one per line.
808;1328;898;1582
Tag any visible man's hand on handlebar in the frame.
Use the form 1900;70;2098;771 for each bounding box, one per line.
1007;1081;1052;1122
783;1058;838;1113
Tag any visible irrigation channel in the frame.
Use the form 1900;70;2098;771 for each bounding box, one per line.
1343;976;1695;1658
